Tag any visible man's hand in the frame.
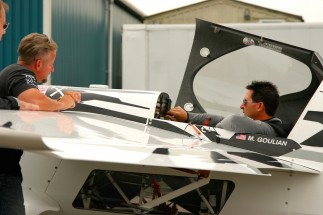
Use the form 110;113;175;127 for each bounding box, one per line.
19;100;39;110
165;106;188;122
57;91;81;110
64;91;81;103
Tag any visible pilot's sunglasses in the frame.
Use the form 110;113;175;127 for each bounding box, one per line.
3;23;9;30
242;98;249;106
243;98;260;106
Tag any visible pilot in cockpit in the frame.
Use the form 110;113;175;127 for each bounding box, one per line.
166;80;288;138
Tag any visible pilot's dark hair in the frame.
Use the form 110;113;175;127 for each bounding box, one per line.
246;81;279;116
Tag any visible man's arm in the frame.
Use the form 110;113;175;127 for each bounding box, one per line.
188;112;224;127
216;114;277;136
18;88;80;111
19;100;39;110
166;106;224;126
0;96;39;111
0;97;19;110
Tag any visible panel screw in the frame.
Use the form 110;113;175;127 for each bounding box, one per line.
200;47;210;58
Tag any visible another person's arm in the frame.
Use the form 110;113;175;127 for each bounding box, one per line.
0;97;39;110
0;97;19;110
19;100;39;110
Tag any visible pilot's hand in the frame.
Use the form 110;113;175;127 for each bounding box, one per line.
19;100;39;111
165;106;188;122
64;91;81;103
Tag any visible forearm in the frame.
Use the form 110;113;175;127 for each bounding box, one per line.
18;96;70;112
187;112;224;126
18;89;79;112
36;95;75;111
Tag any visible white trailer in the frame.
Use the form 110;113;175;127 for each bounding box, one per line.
122;22;323;109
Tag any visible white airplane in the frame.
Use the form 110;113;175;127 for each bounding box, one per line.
1;19;323;215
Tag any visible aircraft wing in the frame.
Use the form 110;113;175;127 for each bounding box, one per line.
2;18;323;179
0;108;318;177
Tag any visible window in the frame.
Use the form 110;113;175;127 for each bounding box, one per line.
193;46;311;116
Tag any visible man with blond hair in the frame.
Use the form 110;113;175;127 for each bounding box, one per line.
0;33;81;215
0;33;81;110
0;6;80;213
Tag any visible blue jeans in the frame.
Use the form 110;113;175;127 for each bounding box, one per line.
0;174;25;215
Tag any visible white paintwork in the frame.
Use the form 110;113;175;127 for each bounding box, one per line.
0;82;321;214
0;85;320;215
212;170;323;215
289;81;323;143
1;110;264;174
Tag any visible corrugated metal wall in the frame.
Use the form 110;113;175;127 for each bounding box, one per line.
51;0;106;87
0;0;43;70
1;0;142;88
51;0;141;88
110;3;141;88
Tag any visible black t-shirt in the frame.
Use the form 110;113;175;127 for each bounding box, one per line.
0;64;38;178
0;64;38;97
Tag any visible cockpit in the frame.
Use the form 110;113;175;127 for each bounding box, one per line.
175;20;323;138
